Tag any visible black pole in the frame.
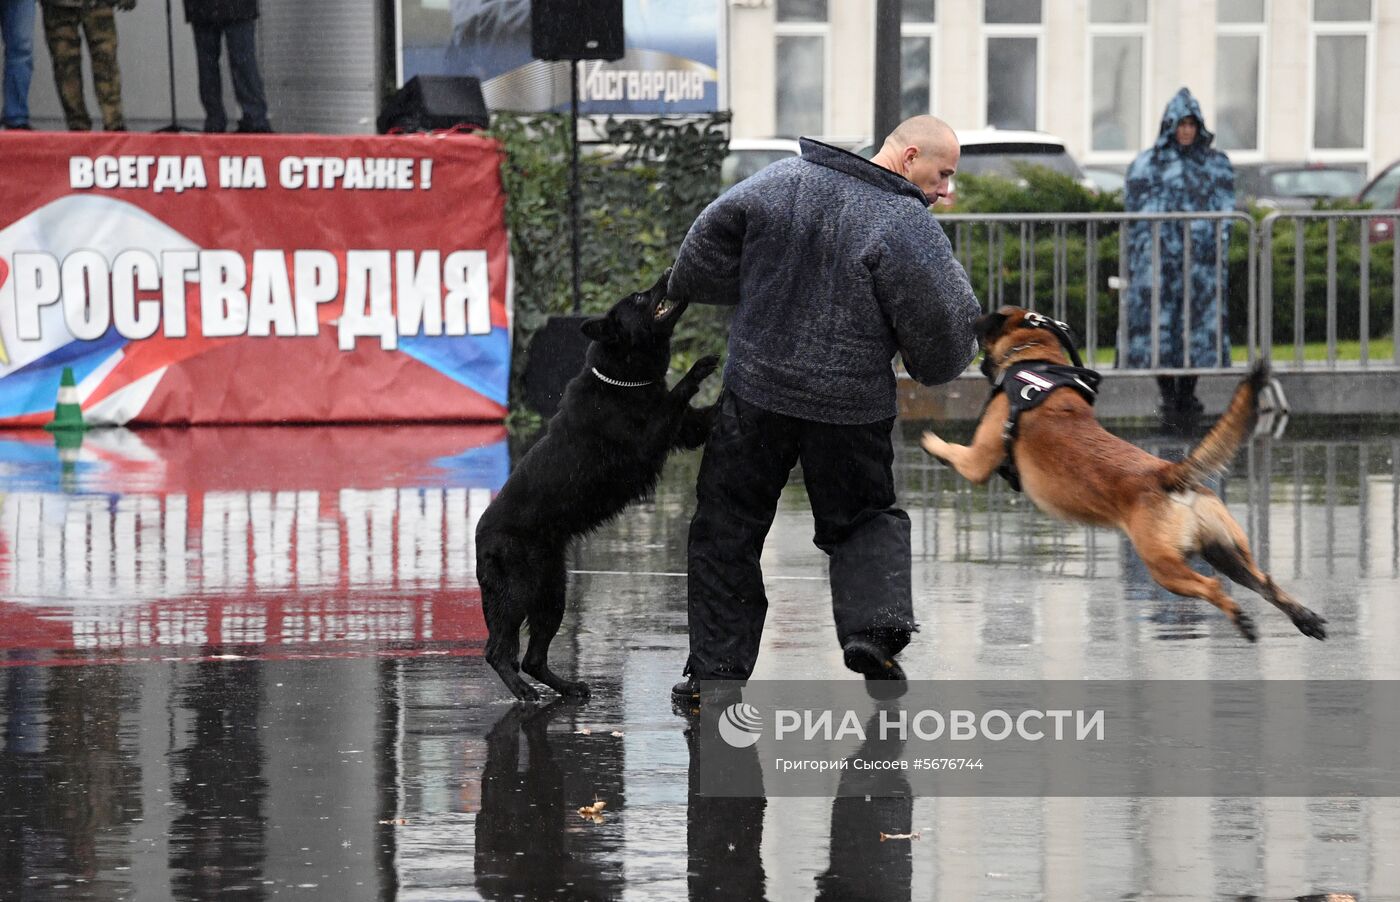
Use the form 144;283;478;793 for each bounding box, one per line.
165;0;177;124
873;0;902;147
570;60;582;315
155;0;186;132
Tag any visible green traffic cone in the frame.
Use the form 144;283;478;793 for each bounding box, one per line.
44;367;87;434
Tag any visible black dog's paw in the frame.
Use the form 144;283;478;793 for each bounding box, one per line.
559;680;592;699
689;354;721;381
676;403;717;449
674;355;721;399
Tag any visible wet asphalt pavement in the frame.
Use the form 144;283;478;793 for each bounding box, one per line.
1;417;1398;900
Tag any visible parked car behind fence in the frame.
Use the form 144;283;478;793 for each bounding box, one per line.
720;138;802;188
1082;165;1126;196
1233;162;1367;211
1358;160;1400;243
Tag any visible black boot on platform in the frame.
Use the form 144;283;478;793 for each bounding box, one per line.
1156;376;1179;427
1175;376;1203;418
1169;376;1204;433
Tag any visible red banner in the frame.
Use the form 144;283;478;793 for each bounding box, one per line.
0;132;511;426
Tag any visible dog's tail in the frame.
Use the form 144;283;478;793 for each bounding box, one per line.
1160;360;1270;493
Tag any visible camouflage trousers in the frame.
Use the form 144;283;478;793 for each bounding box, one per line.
42;4;124;131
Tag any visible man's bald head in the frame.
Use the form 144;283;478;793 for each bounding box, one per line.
884;115;958;156
871;115;960;206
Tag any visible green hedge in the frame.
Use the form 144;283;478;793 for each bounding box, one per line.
488;113;731;418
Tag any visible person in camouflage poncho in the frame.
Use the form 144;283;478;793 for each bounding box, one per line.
1124;87;1236;424
41;0;134;131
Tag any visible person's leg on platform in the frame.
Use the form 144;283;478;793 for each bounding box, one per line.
41;4;89;131
799;415;915;682
192;23;226;132
83;6;124;131
675;391;800;709
1;0;37;128
1155;375;1178;425
224;19;270;132
1174;375;1202;417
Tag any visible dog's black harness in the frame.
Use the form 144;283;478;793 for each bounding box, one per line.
980;313;1102;492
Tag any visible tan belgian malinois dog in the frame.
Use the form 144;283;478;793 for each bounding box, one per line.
920;306;1326;642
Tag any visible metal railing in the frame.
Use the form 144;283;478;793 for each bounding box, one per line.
1258;208;1400;369
894;431;1400;579
934;209;1400;375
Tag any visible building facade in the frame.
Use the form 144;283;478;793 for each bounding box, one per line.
17;0;1398;179
725;0;1400;175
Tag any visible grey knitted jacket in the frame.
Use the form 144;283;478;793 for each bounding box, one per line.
670;138;981;425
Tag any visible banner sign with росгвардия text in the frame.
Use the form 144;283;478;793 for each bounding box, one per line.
0;131;510;426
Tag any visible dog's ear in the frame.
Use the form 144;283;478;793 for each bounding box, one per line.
580;315;617;343
973;310;1010;342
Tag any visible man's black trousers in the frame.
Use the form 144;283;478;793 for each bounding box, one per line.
685;391;917;680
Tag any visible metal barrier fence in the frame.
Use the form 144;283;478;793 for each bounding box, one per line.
936;208;1400;375
1259;209;1400;369
893;431;1400;579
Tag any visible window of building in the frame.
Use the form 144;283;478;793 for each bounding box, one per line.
1088;0;1147;156
1089;0;1147;23
1310;0;1373;155
775;0;828;137
983;0;1041;130
776;0;827;24
1214;0;1266;154
905;0;937;23
900;0;936;119
1217;0;1266;23
1313;0;1371;21
984;0;1041;25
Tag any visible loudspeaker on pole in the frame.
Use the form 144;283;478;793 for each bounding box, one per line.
530;0;625;62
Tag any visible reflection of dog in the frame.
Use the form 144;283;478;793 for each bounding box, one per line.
474;700;623;900
477;269;719;700
920;306;1326;642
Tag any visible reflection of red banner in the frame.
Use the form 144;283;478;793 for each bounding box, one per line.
0;132;510;426
0;593;485;665
0;425;505;662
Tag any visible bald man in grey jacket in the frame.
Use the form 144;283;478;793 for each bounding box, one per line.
671;116;980;707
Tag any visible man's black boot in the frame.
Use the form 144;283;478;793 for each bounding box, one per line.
842;633;906;681
672;677;701;716
843;633;907;701
672;677;747;717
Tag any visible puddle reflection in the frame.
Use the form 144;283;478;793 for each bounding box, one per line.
0;421;1396;899
169;658;268;898
0;425;506;664
813;707;913;902
475;700;623;901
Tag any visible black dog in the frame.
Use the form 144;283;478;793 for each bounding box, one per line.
477;269;719;700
